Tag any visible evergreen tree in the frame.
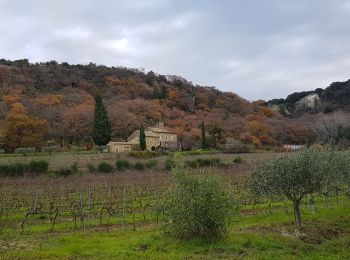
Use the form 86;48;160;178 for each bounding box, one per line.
140;123;146;151
201;121;207;149
92;93;111;146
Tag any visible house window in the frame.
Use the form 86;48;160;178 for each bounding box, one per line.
123;146;130;152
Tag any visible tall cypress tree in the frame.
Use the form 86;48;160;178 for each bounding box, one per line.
201;121;207;149
139;123;146;151
92;93;111;146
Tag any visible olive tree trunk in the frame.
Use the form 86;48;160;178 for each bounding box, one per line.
293;199;302;229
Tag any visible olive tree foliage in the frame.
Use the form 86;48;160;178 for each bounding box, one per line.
250;148;349;229
164;166;235;240
330;150;350;199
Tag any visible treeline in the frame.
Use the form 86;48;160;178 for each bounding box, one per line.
0;59;327;152
268;79;350;113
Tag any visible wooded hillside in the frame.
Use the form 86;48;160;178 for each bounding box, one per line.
0;59;315;151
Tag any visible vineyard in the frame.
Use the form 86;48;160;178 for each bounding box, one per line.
1;152;350;259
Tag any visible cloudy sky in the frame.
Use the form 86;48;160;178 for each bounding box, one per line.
0;0;350;100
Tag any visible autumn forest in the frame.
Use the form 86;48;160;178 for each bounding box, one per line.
0;58;347;152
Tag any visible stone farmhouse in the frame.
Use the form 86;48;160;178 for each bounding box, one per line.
108;122;178;152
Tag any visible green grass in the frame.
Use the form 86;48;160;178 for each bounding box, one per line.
1;200;349;259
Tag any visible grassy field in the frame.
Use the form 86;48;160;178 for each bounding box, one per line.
1;199;349;259
0;151;349;259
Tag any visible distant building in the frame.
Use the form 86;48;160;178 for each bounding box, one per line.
107;122;178;152
283;144;305;151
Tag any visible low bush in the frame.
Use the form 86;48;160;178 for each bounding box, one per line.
14;147;36;157
55;163;79;177
222;140;251;154
42;146;60;156
98;162;114;173
129;150;165;159
145;159;158;169
134;162;145;171
73;146;87;154
0;160;49;176
87;164;96;173
233;157;244;164
184;158;223;168
29;160;49;173
71;162;78;174
55;168;74;177
0;163;28;176
116;160;131;171
165;159;177;171
164;166;234;240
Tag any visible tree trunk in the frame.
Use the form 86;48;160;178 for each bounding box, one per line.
293;200;302;229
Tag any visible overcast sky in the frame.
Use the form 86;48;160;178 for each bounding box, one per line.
0;0;350;100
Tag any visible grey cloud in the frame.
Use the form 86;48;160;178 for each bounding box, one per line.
0;0;349;100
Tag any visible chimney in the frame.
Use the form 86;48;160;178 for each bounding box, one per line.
157;121;164;128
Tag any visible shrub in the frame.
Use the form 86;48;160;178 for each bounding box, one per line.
87;164;96;173
184;158;223;168
145;159;158;169
0;160;49;176
165;159;177;171
222;139;251;154
134;162;145;171
98;162;114;173
129;151;165;159
73;146;87;154
55;168;73;177
233;157;244;164
0;149;5;154
71;162;78;174
42;146;60;156
164;166;234;240
0;163;28;176
116;160;131;171
29;160;49;173
14;147;36;157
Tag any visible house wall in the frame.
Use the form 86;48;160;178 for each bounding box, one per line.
146;136;160;150
158;133;177;142
108;143;133;153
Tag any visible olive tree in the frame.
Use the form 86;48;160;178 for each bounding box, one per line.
334;150;350;199
251;148;345;229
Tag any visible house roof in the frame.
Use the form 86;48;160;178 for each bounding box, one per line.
108;141;138;145
146;127;176;134
128;130;160;139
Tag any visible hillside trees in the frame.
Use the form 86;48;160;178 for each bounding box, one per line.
0;59;328;148
92;93;111;146
208;124;223;148
2;103;49;152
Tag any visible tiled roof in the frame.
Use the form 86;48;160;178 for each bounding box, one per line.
146;127;176;134
108;141;138;145
130;130;160;138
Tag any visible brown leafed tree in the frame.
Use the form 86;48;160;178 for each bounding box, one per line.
2;103;49;152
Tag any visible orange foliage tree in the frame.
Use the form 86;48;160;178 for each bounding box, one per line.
2;103;49;152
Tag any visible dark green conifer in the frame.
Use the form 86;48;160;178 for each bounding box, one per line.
92;93;111;146
140;123;146;151
201;121;207;149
